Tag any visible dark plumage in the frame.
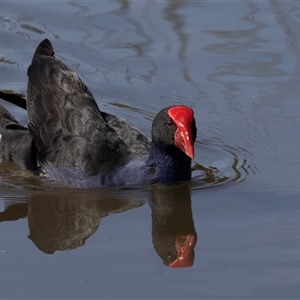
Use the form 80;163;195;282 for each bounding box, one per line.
0;39;197;188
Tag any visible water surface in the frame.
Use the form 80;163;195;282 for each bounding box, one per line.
1;1;300;299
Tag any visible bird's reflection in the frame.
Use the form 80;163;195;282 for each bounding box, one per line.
0;190;145;254
0;184;197;267
149;184;197;267
27;193;145;254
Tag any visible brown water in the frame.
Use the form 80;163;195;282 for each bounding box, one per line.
1;1;300;299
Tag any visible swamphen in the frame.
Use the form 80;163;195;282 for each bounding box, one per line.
0;39;197;188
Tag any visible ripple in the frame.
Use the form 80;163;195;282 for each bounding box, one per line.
190;140;258;191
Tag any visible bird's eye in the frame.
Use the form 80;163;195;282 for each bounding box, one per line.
166;118;174;127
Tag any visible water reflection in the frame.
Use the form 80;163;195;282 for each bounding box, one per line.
27;194;143;254
0;191;145;254
0;184;197;267
150;184;197;267
162;0;205;96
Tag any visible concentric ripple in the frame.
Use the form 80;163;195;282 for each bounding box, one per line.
190;140;258;191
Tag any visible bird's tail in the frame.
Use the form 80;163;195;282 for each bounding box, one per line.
32;38;55;61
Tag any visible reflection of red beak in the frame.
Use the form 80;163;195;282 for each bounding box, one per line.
169;234;196;268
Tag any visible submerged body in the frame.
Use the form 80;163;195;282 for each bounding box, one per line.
0;39;197;188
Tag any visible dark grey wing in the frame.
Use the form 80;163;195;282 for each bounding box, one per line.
26;39;149;178
102;112;151;156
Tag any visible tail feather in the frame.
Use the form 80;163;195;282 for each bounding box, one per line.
32;38;55;61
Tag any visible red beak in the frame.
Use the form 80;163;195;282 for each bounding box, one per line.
174;126;195;159
169;234;196;268
168;106;195;159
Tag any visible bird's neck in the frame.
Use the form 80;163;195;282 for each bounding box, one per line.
146;142;192;183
